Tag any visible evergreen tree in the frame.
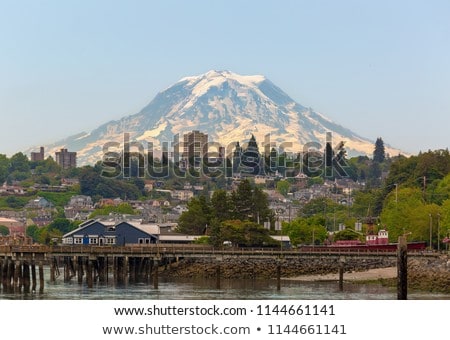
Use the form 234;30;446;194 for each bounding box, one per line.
252;186;273;223
241;134;261;175
232;142;242;175
373;137;386;163
233;179;254;220
178;196;211;234
211;189;231;221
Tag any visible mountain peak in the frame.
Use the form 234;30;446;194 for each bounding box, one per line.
32;70;404;165
179;70;266;89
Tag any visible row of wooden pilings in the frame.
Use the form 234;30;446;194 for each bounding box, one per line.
0;256;364;294
53;256;169;289
0;258;45;294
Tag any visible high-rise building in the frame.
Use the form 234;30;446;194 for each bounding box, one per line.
30;147;45;162
55;148;77;169
183;130;208;167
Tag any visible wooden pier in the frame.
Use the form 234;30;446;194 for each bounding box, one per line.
0;244;436;296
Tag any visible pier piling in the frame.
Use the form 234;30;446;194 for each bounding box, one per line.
215;263;221;290
397;236;408;300
14;260;21;292
31;261;37;292
86;259;93;288
338;257;346;292
0;258;3;290
23;261;31;293
153;260;159;289
276;262;281;291
7;259;14;291
63;257;70;282
38;261;44;293
77;256;84;284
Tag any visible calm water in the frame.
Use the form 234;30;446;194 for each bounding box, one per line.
1;272;449;300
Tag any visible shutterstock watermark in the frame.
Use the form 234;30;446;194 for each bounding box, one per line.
100;132;350;179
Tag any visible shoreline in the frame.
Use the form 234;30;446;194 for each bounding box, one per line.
283;266;397;282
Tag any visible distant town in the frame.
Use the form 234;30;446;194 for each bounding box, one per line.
1;130;449;252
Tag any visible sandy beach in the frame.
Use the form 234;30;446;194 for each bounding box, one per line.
284;266;397;282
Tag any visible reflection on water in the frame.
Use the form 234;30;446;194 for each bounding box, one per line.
2;275;449;300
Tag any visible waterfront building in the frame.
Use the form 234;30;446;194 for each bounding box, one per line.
62;219;201;245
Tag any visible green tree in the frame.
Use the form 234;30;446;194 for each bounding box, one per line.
333;228;362;241
177;196;211;235
430;173;450;204
282;217;327;246
207;218;222;247
232;179;253;220
366;162;382;188
379;187;438;242
440;199;450;247
351;189;383;219
26;225;40;241
211;189;231;221
47;218;78;234
373;137;386;163
253;186;272;223
9;152;30;173
36;226;62;245
219;220;278;247
79;166;101;196
0;225;10;236
5;196;28;209
0;154;9;184
276;180;290;196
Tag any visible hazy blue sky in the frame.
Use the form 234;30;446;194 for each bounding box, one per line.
1;0;449;156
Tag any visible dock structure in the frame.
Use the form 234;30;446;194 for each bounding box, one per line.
0;244;434;295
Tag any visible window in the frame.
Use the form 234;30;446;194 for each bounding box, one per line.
106;238;116;245
65;238;73;244
89;238;98;244
74;238;82;244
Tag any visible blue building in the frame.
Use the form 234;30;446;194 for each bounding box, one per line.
62;220;159;246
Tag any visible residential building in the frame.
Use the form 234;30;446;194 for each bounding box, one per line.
0;183;25;196
171;189;194;201
183;130;208;167
64;195;94;221
30;147;45;162
25;196;54;209
55;148;77;169
67;195;93;209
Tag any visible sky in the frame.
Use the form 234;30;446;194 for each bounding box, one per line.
0;0;449;157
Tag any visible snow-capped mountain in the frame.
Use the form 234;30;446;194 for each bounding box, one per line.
33;70;402;165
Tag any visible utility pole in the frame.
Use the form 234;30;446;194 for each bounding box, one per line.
423;176;427;202
429;214;433;250
437;213;440;252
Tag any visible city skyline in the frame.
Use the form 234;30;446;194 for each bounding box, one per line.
1;0;449;156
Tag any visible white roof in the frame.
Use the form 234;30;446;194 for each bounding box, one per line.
0;217;19;223
128;222;160;235
158;235;201;241
270;235;291;242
